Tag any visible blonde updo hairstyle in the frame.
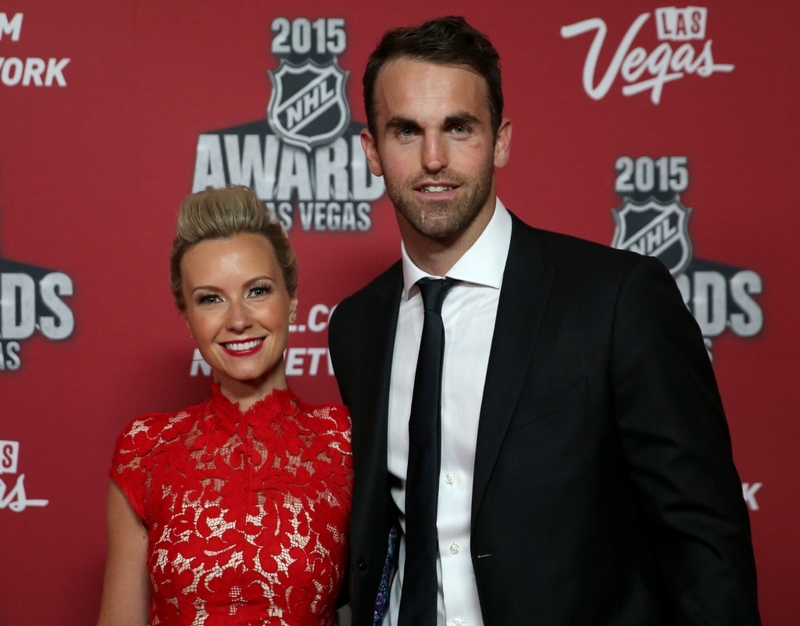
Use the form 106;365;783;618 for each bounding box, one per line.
170;185;298;311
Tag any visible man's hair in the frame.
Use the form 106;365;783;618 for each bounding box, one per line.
169;185;298;311
363;16;504;138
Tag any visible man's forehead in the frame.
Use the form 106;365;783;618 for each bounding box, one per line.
376;57;484;84
373;58;490;120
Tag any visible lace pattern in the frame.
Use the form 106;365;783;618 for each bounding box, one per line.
110;385;352;625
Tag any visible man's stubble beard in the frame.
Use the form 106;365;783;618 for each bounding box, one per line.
386;163;495;242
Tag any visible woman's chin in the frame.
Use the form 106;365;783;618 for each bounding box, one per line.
214;363;286;393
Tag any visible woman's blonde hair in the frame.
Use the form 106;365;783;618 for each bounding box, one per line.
169;185;298;311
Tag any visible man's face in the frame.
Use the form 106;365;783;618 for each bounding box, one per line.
361;58;511;243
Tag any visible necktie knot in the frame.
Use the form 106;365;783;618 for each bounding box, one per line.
417;277;458;314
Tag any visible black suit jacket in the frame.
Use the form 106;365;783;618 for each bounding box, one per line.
328;213;760;625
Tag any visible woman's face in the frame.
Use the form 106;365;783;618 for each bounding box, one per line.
181;233;297;395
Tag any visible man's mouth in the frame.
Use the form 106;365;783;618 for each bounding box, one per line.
418;184;457;193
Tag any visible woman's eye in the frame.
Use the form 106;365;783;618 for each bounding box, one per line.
197;294;221;305
250;285;272;297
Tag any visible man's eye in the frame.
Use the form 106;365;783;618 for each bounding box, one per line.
451;124;469;134
397;127;414;138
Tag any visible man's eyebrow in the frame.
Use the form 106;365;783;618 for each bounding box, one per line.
444;112;481;127
385;116;420;130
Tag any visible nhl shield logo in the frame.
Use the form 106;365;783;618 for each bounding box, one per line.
267;59;350;151
612;198;692;276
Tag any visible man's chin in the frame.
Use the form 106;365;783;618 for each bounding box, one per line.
409;215;471;241
393;189;490;242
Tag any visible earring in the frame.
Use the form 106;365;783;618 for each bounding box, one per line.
190;333;195;338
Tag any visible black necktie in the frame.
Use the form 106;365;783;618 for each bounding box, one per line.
398;277;458;626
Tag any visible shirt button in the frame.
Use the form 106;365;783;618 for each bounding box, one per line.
445;473;455;484
453;619;463;626
449;543;459;555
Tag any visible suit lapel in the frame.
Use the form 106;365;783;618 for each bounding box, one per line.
472;216;555;524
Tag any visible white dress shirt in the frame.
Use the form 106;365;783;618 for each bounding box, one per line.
386;199;512;626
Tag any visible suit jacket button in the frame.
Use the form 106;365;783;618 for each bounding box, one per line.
358;561;367;571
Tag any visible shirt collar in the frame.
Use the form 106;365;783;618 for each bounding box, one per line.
401;198;512;300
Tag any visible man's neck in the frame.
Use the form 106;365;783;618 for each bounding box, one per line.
398;197;497;277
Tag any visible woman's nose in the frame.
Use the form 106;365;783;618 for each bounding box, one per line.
226;300;252;332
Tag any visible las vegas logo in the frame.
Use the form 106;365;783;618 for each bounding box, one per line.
1;440;48;512
192;17;385;232
561;7;734;104
611;156;762;359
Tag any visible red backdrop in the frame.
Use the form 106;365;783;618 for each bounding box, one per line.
1;2;798;623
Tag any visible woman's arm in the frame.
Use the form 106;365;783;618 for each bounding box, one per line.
97;481;150;626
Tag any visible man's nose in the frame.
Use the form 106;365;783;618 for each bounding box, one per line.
421;132;447;173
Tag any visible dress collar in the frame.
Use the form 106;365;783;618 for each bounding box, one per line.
207;383;298;426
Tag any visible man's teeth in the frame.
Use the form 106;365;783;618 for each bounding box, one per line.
421;185;453;192
224;339;262;351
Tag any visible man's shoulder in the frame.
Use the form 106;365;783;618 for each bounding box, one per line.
511;215;657;279
330;260;402;323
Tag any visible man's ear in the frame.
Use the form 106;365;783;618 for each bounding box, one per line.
493;117;512;169
360;128;384;177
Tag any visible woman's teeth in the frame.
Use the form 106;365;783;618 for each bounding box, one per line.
223;338;262;351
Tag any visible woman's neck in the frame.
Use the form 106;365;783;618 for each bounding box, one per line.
215;365;288;412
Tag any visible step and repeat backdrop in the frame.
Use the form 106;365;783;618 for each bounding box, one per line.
1;1;798;624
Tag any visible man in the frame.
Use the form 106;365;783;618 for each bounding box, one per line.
328;16;759;626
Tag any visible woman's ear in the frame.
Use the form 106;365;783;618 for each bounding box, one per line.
183;312;194;338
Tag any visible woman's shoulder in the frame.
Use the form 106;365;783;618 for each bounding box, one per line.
109;401;206;520
291;394;350;438
300;397;349;428
291;397;352;479
113;400;206;458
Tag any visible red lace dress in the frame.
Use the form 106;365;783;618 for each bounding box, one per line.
110;385;352;625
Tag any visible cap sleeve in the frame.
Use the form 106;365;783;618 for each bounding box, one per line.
108;412;172;521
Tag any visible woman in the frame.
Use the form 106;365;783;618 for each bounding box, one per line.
98;186;352;625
